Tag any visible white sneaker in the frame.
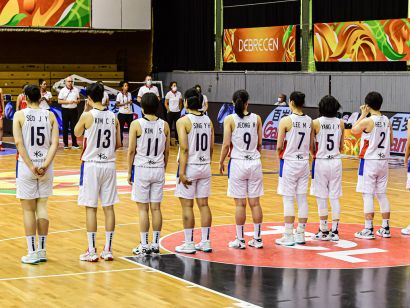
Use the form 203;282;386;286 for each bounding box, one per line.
21;252;40;264
63;146;69;149
228;238;246;249
275;233;295;246
401;225;410;235
80;249;99;262
313;229;331;241
132;244;151;256
175;242;196;254
100;250;114;261
248;238;263;248
38;249;47;262
354;228;375;239
72;145;80;150
150;243;160;254
295;231;306;244
195;240;212;253
376;227;391;238
330;231;340;241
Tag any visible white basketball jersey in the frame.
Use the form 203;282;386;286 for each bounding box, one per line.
18;108;52;164
359;115;390;160
186;113;211;165
315;117;342;159
81;109;117;162
280;114;312;161
230;113;260;160
134;117;166;168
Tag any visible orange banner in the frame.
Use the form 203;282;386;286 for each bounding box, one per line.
314;19;410;62
223;25;296;63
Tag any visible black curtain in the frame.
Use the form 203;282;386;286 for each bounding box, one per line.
313;0;408;71
223;0;301;71
152;0;214;72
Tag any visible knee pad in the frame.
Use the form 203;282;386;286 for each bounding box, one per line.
283;196;295;217
330;198;340;220
317;198;328;217
36;198;49;220
376;193;390;213
363;193;374;214
296;194;308;219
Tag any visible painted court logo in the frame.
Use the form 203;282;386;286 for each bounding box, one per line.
160;223;410;269
0;170;176;196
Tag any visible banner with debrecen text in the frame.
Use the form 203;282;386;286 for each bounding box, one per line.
223;25;296;63
314;19;410;62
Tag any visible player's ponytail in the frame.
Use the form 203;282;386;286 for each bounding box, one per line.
232;89;249;119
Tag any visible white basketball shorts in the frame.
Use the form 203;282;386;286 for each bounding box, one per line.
356;159;388;194
227;159;264;198
310;159;342;199
131;166;165;203
175;164;211;200
277;159;309;196
16;160;53;199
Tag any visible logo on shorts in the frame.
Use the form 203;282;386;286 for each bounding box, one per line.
148;160;156;165
327;155;334;159
378;153;386;159
199;156;206;162
244;155;253;160
98;153;108;160
296;154;303;160
34;151;43;158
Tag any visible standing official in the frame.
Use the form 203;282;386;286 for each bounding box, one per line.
137;75;160;103
164;81;182;143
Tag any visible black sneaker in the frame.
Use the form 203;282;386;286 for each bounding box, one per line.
150;245;160;254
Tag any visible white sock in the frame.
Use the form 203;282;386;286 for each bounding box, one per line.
38;235;47;250
152;231;161;246
140;232;149;246
87;232;96;252
0;141;2;145
236;225;244;240
320;220;328;232
104;231;114;252
382;219;389;228
332;221;339;232
26;235;36;253
297;223;306;233
285;223;293;234
365;220;373;230
184;229;194;243
201;227;210;242
254;223;261;239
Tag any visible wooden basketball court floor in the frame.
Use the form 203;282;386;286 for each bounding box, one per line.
0;137;409;307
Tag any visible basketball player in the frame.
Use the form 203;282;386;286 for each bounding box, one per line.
175;88;214;254
276;91;312;246
127;93;170;255
0;87;4;151
13;85;59;264
352;92;392;239
403;119;410;235
310;95;344;241
74;83;121;262
219;89;264;249
16;85;28;111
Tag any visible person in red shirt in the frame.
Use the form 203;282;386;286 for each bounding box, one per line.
16;85;28;111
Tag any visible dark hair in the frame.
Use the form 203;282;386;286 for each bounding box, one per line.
86;83;104;103
170;81;177;88
232;89;249;119
119;81;128;88
25;85;41;102
319;95;341;117
280;93;287;101
365;91;383;111
194;84;202;93
141;93;159;115
184;88;202;110
290;91;305;108
39;79;46;86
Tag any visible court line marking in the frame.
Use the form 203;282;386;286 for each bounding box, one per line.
120;256;261;308
0;267;144;282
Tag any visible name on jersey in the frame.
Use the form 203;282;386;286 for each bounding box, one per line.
193;123;211;129
95;117;115;125
145;127;163;134
26;114;48;122
375;121;387;128
237;122;255;128
293;121;310;128
321;123;340;130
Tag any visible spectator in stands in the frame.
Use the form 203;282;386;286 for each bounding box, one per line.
16;85;28;111
58;76;81;149
98;81;110;106
165;81;183;143
116;81;133;145
195;84;208;113
274;93;287;106
39;79;52;110
137;75;160;103
0;87;4;151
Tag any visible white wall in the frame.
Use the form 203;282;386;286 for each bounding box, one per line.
92;0;151;30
